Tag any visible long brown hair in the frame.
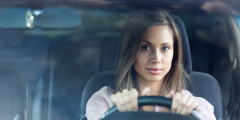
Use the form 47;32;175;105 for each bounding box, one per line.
115;12;189;97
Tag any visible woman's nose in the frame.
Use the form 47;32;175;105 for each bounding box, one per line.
150;49;161;64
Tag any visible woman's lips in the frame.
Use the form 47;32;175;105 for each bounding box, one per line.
146;68;163;75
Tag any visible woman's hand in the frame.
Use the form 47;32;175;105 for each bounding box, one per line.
166;91;199;115
110;87;150;112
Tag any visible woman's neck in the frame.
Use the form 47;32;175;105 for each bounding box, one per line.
136;75;163;96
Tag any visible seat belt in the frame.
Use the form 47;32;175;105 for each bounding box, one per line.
226;59;239;120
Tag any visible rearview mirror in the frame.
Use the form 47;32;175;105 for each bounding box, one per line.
0;7;81;29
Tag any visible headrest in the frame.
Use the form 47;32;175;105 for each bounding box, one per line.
115;14;192;74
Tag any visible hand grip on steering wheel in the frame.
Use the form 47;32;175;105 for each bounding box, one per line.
100;96;203;120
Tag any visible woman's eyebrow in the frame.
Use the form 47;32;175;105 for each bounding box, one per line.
161;43;172;45
143;41;151;44
143;41;172;45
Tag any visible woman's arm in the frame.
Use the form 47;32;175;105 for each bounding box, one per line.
85;86;114;120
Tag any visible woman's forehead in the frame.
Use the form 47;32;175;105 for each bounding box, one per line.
143;25;174;44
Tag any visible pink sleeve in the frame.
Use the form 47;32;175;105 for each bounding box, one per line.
181;90;216;120
85;86;114;120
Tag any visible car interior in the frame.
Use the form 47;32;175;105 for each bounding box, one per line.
0;8;237;120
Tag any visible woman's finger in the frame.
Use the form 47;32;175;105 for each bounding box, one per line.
187;100;199;115
171;92;181;113
116;92;127;112
176;94;189;114
181;97;195;115
110;94;118;107
141;87;150;96
130;89;139;111
122;89;132;111
111;94;122;111
166;90;175;98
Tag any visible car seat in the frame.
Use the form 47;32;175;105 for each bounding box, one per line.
80;15;223;120
0;67;31;120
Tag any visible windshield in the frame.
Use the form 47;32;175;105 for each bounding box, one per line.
0;3;239;120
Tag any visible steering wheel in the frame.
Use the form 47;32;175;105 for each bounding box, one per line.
100;96;203;120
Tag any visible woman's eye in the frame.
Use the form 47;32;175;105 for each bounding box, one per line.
162;46;169;51
142;46;150;50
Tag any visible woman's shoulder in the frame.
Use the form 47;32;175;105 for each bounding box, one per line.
180;89;193;96
87;86;116;107
85;86;116;119
98;86;116;96
180;89;209;101
180;89;208;101
90;86;116;101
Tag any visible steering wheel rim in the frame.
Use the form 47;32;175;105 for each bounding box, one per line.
100;96;203;120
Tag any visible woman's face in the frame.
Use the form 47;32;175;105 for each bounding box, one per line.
133;25;174;83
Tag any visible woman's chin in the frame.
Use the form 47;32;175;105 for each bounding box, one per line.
146;77;163;82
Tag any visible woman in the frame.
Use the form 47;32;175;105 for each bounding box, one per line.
85;12;216;120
